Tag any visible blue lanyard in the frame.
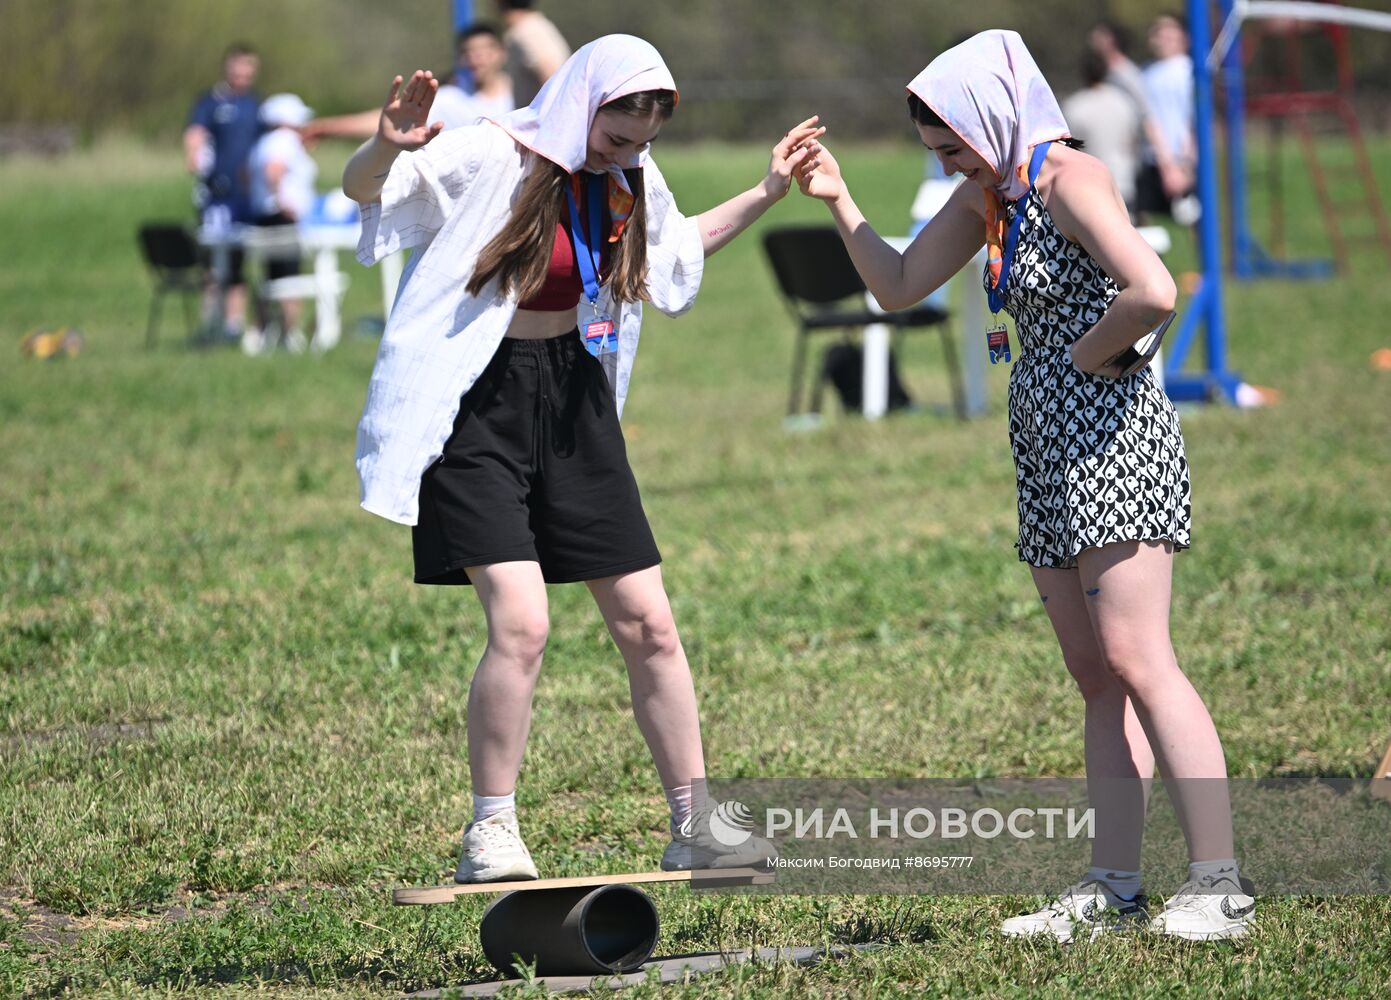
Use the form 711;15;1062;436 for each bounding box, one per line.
565;175;604;306
987;141;1052;314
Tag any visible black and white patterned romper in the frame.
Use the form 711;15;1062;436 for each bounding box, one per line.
987;187;1191;569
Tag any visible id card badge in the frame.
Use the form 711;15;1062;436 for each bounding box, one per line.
986;321;1012;365
579;301;618;359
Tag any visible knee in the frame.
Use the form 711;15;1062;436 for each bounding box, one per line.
1097;642;1170;699
616;607;682;661
489;612;550;667
1064;650;1123;703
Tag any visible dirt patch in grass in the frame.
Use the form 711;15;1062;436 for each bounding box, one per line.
2;718;170;753
0;880;361;954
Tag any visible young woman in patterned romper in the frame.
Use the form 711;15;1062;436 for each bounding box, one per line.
794;31;1253;940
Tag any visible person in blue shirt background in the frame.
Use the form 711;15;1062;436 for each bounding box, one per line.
184;42;262;341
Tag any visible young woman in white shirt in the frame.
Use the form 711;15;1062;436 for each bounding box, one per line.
343;35;815;882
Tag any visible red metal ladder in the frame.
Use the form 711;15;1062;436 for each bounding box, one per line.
1241;11;1391;271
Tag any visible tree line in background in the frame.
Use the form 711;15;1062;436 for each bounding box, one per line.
5;0;1391;144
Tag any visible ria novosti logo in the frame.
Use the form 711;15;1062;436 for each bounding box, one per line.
683;800;756;846
692;800;1095;843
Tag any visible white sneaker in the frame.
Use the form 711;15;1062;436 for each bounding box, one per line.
1150;874;1254;941
1000;879;1150;943
454;808;539;884
240;327;267;356
660;811;776;872
284;328;309;354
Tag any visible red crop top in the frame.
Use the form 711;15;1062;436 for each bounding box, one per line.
517;198;612;312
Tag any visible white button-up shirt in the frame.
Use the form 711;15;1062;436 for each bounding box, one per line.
354;123;705;525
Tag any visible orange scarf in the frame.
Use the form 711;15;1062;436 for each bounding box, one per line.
568;173;635;245
984;158;1036;290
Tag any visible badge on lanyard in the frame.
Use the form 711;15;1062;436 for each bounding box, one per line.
986;323;1012;364
567;177;618;360
983;142;1051;365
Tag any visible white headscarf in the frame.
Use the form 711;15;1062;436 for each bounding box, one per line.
490;34;677;194
906;30;1070;201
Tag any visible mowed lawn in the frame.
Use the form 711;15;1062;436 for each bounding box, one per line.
2;136;1389;997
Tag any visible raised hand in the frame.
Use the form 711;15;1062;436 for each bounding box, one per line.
763;116;826;200
378;71;444;151
795;138;843;202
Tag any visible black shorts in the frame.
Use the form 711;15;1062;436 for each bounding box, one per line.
1134;163;1193;219
253;212;301;280
413;331;661;585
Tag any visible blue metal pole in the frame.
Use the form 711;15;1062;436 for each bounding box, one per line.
1168;0;1241;402
1222;0;1256;277
452;0;474;87
1192;0;1226;383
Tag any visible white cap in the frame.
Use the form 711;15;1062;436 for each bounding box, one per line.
259;93;313;128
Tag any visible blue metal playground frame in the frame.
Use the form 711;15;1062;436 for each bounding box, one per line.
453;1;473;32
1220;0;1337;281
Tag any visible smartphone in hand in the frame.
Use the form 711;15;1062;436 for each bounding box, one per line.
1104;311;1175;379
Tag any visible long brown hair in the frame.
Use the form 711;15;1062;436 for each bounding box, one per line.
467;90;677;303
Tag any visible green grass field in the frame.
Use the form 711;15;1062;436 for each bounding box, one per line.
2;136;1389;997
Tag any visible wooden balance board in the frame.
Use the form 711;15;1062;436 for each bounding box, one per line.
396;867;775;976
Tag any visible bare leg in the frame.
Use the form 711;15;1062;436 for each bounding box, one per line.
464;561;550;796
281;297;303;333
201;283;248;334
586;565;706;789
1032;565;1154;873
1077;540;1235;863
225;284;247;328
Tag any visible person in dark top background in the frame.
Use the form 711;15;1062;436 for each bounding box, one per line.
184;42;262;342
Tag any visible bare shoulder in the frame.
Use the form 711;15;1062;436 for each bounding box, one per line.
1042;147;1126;238
1047;147;1117;202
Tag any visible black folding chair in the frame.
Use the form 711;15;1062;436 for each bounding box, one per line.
136;223;206;347
762;225;965;419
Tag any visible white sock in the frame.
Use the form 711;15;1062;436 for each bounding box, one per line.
472;792;515;823
664;784;693;836
1086;866;1142;900
1188;858;1240;887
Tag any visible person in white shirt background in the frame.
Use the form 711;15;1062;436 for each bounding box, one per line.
307;23;517;141
342;35;821;883
247;93;319;354
431;23;516;128
1135;12;1199;224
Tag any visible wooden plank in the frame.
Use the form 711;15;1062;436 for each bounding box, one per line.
394;868;772;906
1371;739;1391;803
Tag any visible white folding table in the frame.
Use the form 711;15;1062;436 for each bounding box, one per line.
200;222;404;350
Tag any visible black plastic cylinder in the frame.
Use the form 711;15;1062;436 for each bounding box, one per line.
478;884;660;977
